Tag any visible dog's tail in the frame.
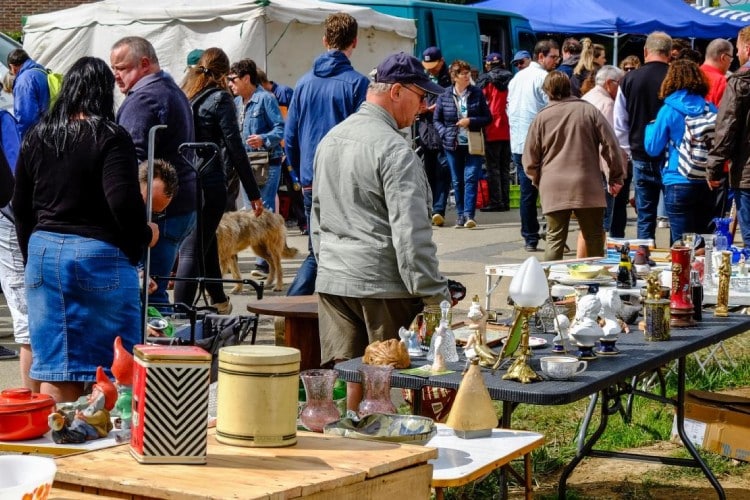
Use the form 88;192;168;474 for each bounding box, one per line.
282;243;299;258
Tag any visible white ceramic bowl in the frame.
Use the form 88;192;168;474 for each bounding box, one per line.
0;456;56;500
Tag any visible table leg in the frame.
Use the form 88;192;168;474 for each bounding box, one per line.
524;452;532;500
674;357;726;500
284;317;321;370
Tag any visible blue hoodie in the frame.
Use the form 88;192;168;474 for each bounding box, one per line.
12;58;49;138
644;89;716;186
284;50;369;188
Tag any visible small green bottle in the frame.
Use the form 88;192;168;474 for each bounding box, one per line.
333;378;347;417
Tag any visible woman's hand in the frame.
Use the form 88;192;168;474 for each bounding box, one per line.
147;222;160;248
250;199;264;217
455;118;470;128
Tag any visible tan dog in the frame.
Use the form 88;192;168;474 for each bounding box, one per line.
217;210;298;292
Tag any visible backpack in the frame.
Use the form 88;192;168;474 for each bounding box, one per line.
34;67;64;106
675;103;716;180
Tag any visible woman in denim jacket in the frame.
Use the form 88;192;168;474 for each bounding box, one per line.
229;59;285;212
434;60;491;228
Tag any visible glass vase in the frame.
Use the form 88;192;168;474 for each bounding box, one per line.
358;364;396;417
299;369;340;433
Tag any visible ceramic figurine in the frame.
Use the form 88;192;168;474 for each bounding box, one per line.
398;327;423;357
645;271;663;300
430;334;447;372
427;301;459;365
597;289;625;337
569;295;605;351
111;336;134;443
616;243;637;289
552;313;571;352
463;295;498;367
49;367;116;444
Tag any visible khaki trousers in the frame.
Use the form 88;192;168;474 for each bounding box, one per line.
544;207;605;261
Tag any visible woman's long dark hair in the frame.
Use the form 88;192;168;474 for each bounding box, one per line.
29;56;117;155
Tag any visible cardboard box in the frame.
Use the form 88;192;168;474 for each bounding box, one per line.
671;389;750;462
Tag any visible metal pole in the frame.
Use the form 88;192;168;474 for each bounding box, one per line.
142;124;167;342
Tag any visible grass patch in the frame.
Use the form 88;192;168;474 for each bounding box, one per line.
441;331;750;498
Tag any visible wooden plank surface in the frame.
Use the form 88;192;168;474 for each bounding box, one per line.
54;430;436;499
246;295;319;319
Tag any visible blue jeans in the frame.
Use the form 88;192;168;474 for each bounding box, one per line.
241;161;282;211
664;183;714;246
422;149;451;215
512;153;539;246
147;210;197;306
287;188;317;296
734;189;750;247
632;159;664;240
445;146;483;220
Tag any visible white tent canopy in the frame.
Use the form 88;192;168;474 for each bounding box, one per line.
23;0;417;91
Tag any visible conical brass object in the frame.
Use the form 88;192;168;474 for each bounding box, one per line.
445;359;498;438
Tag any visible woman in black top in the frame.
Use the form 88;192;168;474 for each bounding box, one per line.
13;57;158;403
174;48;263;313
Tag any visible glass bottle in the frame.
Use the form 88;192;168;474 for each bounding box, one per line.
358;364;396;417
299;369;340;432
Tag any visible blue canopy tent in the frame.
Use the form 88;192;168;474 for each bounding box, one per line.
475;0;749;62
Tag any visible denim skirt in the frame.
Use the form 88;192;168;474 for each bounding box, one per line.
26;231;141;382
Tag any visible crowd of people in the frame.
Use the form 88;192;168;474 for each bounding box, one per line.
1;15;750;412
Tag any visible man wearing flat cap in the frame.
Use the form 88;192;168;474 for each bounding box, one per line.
312;52;452;411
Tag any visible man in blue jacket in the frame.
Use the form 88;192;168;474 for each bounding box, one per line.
284;12;369;296
111;36;196;307
7;49;49;138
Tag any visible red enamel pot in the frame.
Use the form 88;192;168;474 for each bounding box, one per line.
0;388;55;441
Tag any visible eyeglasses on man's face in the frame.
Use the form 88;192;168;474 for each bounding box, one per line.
402;84;427;103
227;75;240;83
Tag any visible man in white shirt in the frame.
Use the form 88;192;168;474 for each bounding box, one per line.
507;40;560;252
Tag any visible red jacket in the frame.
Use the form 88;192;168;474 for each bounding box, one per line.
477;67;512;142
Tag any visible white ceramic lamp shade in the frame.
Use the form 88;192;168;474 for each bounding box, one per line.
509;257;549;307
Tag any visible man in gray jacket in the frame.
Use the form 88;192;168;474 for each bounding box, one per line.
312;53;449;411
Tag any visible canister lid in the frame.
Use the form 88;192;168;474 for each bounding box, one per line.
219;345;300;365
0;388;55;414
134;344;212;361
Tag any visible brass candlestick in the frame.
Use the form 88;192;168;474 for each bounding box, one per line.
714;250;731;317
502;306;542;383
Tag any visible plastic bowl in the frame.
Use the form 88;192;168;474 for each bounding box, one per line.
0;456;56;500
568;264;605;279
323;413;436;445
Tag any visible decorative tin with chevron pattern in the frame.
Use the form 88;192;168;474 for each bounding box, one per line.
130;344;211;464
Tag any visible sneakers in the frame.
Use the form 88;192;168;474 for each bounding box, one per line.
455;215;466;228
563;244;574;255
524;244;538;252
213;299;233;315
464;218;477;229
0;345;18;360
250;264;269;279
432;213;445;227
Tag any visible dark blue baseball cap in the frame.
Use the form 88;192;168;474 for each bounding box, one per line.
485;52;503;64
421;46;443;69
375;52;445;95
